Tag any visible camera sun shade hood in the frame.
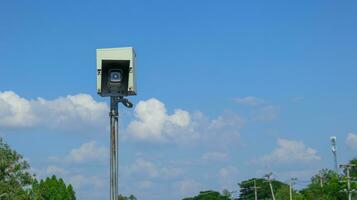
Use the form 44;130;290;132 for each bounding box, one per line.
96;47;136;97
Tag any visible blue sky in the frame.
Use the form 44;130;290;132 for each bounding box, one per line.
1;0;357;199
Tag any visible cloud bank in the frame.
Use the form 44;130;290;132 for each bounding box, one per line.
261;138;321;164
0;91;108;131
346;133;357;150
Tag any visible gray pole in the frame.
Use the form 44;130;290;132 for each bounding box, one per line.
340;164;356;200
265;173;276;200
110;97;119;200
318;174;323;188
254;179;258;200
347;167;351;200
289;178;297;200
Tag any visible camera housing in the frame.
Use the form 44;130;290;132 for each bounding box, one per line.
96;47;136;97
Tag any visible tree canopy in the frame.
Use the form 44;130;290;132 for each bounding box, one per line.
0;137;76;200
31;175;76;200
182;190;231;200
238;178;287;200
0;137;34;200
118;194;137;200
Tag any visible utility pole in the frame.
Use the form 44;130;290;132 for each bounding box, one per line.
289;178;297;200
330;136;339;174
317;173;324;188
264;173;276;200
340;164;356;200
241;179;260;200
253;179;260;200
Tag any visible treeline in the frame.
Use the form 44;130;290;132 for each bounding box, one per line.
1;137;356;200
0;138;76;200
183;158;357;200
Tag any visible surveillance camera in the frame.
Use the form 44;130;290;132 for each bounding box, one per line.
96;47;136;97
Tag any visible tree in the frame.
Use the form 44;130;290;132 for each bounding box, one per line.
30;175;76;200
182;190;231;200
0;137;34;200
118;194;137;200
275;185;304;200
300;169;344;200
222;189;232;199
348;158;357;177
238;178;287;200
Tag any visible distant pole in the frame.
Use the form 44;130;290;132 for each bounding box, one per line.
330;136;339;174
340;164;356;200
253;179;258;200
265;173;276;200
318;174;324;188
289;178;297;200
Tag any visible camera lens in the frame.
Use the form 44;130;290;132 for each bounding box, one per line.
110;70;122;82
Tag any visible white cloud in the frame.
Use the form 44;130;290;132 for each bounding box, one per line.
261;138;321;164
32;165;105;193
219;166;239;189
128;158;159;178
127;98;245;146
176;180;202;196
124;158;183;180
253;105;279;121
50;140;108;164
0;91;108;131
127;98;194;142
210;111;245;129
201;152;228;161
233;96;265;106
346;133;357;149
46;165;68;176
138;180;153;189
65;141;107;163
0;91;37;127
275;169;317;182
219;166;239;179
69;174;105;190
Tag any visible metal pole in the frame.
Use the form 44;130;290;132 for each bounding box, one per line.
110;97;119;200
289;178;296;200
254;179;258;200
318;174;323;188
347;167;351;200
265;173;276;200
340;164;356;200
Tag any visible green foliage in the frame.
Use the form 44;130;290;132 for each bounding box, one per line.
275;185;304;200
0;138;34;200
0;137;76;200
118;194;137;200
349;158;357;177
221;189;232;199
182;190;231;200
30;175;76;200
238;178;287;200
300;169;344;200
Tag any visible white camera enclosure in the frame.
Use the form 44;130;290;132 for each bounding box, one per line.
97;47;136;97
